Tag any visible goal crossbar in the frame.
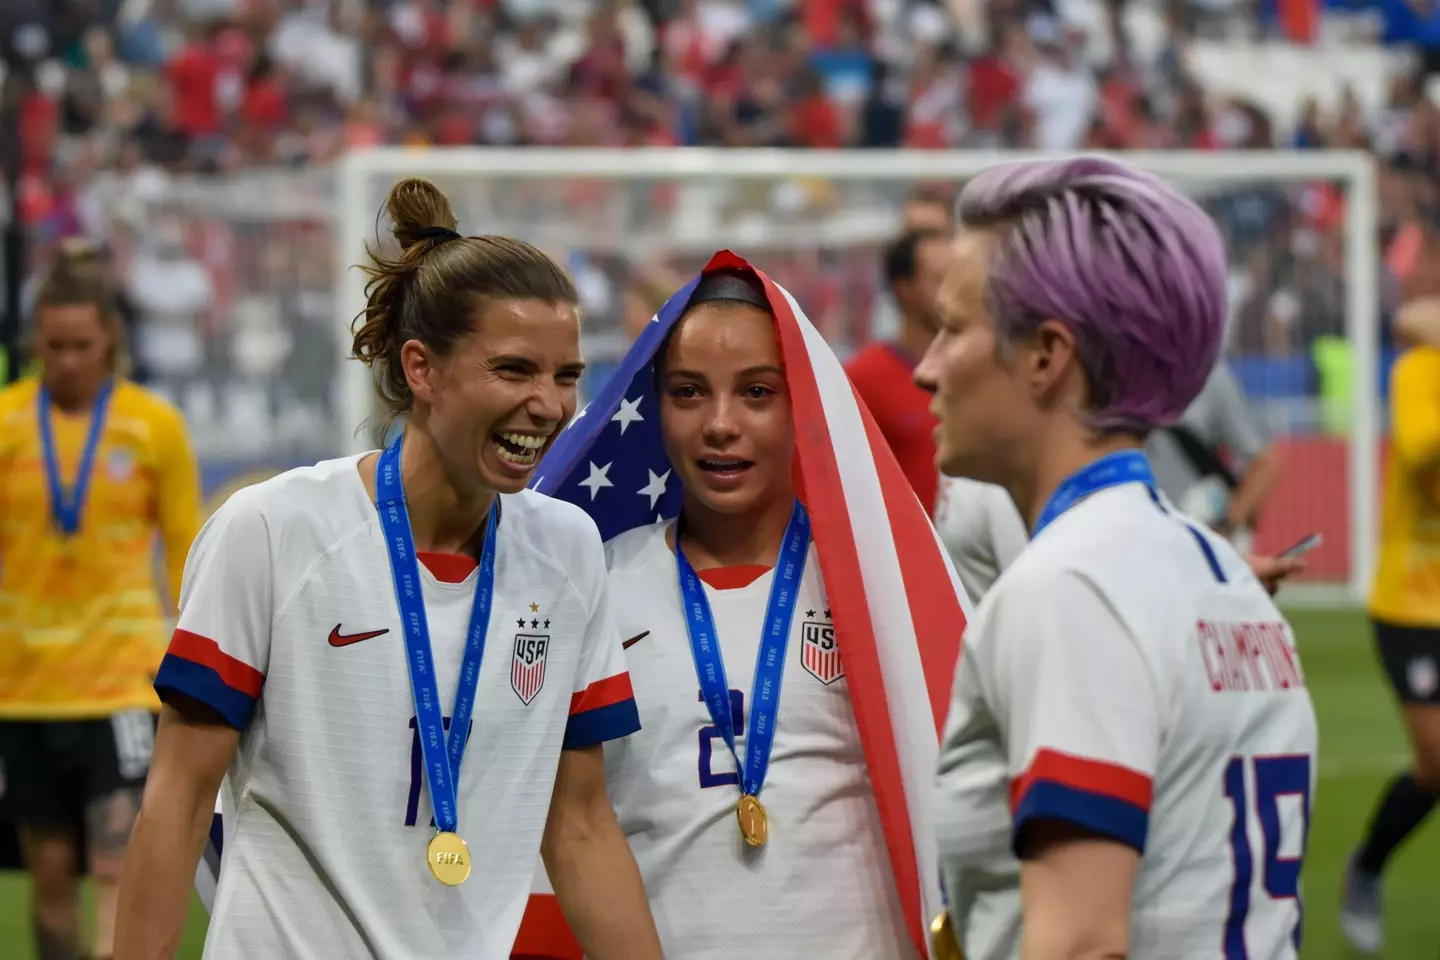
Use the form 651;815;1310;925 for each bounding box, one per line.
334;148;1379;603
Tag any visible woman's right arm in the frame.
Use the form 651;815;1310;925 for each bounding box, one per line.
115;696;240;960
115;487;276;958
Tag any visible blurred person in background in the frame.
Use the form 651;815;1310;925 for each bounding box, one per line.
846;228;951;513
22;240;148;386
124;218;217;424
933;471;1029;605
900;187;954;234
0;244;201;960
1145;362;1283;555
572;262;680;407
1339;296;1440;956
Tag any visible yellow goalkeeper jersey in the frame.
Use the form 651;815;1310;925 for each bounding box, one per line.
1370;346;1440;626
0;377;201;719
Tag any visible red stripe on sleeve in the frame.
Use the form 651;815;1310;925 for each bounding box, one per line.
167;629;265;698
568;672;635;716
1010;748;1154;813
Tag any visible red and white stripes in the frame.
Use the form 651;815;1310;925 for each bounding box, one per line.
757;259;971;958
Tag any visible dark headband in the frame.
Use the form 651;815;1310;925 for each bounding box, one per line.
689;270;769;310
417;226;462;244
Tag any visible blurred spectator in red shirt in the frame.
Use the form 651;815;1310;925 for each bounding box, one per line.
845;229;952;513
167;24;224;139
19;77;60;173
790;66;846;147
906;42;963;147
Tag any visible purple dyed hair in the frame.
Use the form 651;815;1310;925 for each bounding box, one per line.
957;155;1228;432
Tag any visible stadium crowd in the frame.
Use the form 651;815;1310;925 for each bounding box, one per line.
5;1;1436;399
8;0;1337;172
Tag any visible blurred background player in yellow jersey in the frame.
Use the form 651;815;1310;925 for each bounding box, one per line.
0;243;201;960
1339;296;1440;956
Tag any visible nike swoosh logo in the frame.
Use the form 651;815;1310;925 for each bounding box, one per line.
329;625;390;648
622;631;650;650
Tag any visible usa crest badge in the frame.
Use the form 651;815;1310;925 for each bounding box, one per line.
107;447;135;481
800;608;842;685
511;610;550;704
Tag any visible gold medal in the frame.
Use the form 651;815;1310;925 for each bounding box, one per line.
426;831;471;886
930;910;964;960
736;794;768;847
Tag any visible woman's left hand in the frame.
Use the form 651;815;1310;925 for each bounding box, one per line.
1247;553;1307;596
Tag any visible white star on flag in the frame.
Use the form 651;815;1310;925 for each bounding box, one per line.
578;461;614;500
611;396;644;434
637;469;670;509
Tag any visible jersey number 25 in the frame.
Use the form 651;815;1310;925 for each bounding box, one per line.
1222;753;1312;958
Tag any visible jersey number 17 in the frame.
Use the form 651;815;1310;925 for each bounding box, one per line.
404;715;474;827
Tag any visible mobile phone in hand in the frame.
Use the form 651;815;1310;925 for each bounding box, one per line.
1279;533;1323;560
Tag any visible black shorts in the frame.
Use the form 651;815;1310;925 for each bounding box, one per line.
1372;618;1440;705
0;711;157;827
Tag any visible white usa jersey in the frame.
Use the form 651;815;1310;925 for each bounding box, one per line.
934;481;1317;960
517;520;913;959
153;455;640;960
932;475;1028;605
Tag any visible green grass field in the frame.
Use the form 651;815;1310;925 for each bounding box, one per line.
0;608;1436;958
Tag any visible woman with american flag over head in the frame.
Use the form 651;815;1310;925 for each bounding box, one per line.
509;251;970;960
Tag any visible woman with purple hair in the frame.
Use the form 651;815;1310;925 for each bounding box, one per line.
920;156;1319;960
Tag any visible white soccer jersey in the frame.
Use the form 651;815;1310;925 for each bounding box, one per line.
934;481;1318;960
600;521;910;959
153;455;640;960
932;475;1029;605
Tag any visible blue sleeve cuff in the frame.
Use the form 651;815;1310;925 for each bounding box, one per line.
563;698;641;750
1012;780;1150;856
154;655;257;731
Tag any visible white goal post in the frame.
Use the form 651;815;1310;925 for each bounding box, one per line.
334;148;1380;603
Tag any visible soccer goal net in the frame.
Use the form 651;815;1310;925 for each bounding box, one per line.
334;149;1379;604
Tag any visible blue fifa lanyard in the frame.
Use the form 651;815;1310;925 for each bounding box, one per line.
675;500;810;800
374;434;499;834
38;379;113;537
1031;449;1156;537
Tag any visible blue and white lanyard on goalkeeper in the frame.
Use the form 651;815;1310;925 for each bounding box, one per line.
675;499;810;806
38;377;114;538
1031;449;1156;538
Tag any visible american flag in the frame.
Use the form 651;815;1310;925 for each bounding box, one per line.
531;250;972;957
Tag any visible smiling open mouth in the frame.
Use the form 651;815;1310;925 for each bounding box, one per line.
494;432;546;466
697;457;753;476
